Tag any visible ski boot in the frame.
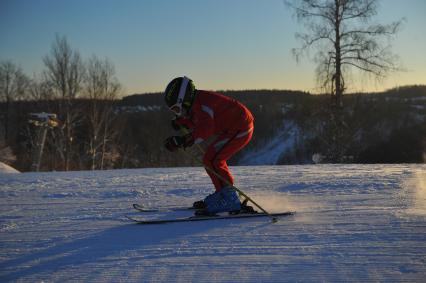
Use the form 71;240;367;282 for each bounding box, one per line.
195;187;241;216
192;200;206;210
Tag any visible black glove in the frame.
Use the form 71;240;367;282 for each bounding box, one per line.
164;135;194;152
171;116;193;131
171;119;182;131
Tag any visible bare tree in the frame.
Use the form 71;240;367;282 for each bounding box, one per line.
43;35;85;170
286;0;402;162
29;74;55;101
84;55;121;170
286;0;402;106
0;61;30;142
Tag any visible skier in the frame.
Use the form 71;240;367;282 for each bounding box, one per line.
164;76;254;215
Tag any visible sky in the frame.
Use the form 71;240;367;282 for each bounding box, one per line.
1;0;425;96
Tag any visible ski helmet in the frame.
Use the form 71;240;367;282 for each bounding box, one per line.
164;76;196;116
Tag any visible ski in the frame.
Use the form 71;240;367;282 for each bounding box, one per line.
126;211;294;225
132;203;195;212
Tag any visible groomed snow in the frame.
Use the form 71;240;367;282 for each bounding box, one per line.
0;164;425;282
0;162;20;174
239;122;300;165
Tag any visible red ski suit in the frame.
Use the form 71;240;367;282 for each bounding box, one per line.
182;90;254;192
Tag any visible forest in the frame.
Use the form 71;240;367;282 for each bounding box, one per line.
1;84;425;172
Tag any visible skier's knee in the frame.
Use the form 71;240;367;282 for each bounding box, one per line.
212;159;226;170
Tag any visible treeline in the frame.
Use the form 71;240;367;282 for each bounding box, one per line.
1;84;425;171
277;86;426;164
105;86;426;169
120;86;426;166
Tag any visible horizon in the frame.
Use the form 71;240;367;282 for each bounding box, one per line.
1;0;426;96
126;84;426;97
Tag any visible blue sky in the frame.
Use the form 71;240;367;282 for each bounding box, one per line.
1;0;425;95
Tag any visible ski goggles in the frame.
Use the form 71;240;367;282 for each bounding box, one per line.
168;76;190;117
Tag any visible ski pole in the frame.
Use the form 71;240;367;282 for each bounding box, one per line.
178;128;277;222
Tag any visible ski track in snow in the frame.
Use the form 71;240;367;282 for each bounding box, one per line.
0;164;425;282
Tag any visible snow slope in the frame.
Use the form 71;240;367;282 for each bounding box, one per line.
239;122;300;165
1;164;425;282
0;162;20;174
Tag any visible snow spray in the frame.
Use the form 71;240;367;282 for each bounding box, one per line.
400;169;426;216
249;191;326;223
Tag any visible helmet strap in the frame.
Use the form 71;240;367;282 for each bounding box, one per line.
172;76;189;116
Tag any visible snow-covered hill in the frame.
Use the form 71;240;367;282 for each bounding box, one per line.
1;164;425;282
0;162;20;174
238;122;301;165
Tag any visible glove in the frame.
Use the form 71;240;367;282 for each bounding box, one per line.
171;117;194;131
171;119;182;131
164;135;194;152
